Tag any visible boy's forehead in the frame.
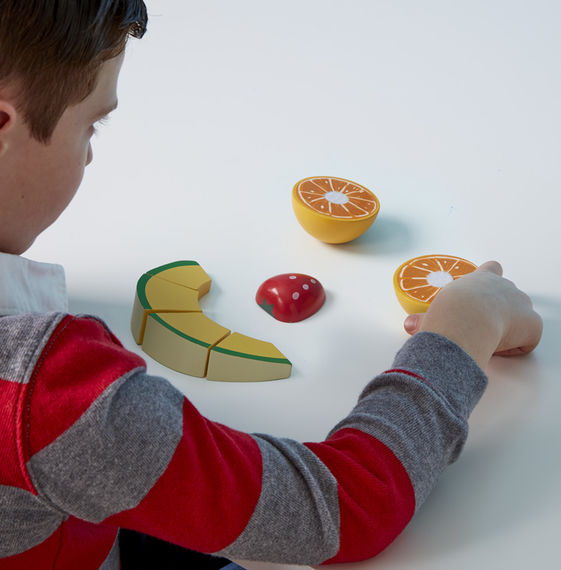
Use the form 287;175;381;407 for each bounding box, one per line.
91;100;119;122
83;55;124;118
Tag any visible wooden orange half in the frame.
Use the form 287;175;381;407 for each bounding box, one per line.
292;176;380;243
394;254;478;314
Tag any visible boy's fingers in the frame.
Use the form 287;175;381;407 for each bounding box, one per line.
477;260;503;276
403;260;504;336
404;313;423;335
494;347;531;356
495;311;543;356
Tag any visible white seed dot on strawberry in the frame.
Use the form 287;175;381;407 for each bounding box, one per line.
292;292;300;300
303;284;309;290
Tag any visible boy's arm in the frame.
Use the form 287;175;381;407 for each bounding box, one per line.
24;262;541;566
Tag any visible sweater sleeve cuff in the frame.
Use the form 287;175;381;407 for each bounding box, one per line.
390;331;488;420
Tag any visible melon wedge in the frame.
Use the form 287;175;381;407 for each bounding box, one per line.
143;312;230;377
146;260;211;298
207;333;292;382
131;273;202;344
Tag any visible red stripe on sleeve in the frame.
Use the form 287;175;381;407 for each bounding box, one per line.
305;428;415;564
55;517;118;569
24;316;145;458
104;397;263;553
0;379;28;489
384;368;427;381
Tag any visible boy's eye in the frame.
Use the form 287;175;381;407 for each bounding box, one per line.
91;116;111;136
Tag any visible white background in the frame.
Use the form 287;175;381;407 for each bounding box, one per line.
28;1;560;569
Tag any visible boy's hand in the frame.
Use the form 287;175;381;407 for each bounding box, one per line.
403;261;543;370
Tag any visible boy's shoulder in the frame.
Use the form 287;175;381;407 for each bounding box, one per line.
0;312;144;387
0;312;66;384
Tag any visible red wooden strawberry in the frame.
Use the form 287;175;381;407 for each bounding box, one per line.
256;273;326;322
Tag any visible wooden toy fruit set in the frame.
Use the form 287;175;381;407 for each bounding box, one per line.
130;177;479;383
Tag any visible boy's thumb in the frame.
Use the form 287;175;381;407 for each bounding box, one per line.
478;260;503;276
404;313;423;334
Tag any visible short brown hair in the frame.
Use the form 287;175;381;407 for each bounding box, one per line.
0;1;148;142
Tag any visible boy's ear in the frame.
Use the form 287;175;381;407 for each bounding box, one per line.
0;99;17;156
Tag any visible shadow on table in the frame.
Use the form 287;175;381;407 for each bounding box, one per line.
324;214;415;257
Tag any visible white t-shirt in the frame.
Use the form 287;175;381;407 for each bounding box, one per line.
0;252;68;315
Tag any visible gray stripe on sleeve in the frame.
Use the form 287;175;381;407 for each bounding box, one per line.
328;332;487;508
217;434;340;566
99;536;120;570
27;370;184;522
0;313;65;384
391;332;488;419
0;484;64;557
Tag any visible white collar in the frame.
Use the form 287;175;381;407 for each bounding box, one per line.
0;252;68;315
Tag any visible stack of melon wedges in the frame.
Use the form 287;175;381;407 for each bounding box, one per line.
131;261;291;382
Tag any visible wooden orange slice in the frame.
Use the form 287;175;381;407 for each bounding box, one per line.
394;254;478;314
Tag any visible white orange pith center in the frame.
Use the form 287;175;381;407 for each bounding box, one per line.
324;191;349;205
426;271;453;288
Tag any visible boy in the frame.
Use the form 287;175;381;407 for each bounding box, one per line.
0;1;543;569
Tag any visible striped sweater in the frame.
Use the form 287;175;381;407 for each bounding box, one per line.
0;256;488;568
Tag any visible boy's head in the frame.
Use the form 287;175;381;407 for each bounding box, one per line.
0;1;148;254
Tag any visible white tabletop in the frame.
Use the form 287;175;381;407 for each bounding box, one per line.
28;1;560;569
